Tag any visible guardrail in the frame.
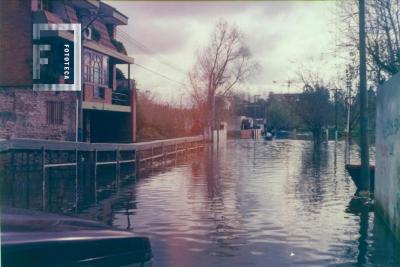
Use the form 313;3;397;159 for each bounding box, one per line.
1;136;205;210
0;135;204;152
112;91;130;106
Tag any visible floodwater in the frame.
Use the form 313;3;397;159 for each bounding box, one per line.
2;140;400;266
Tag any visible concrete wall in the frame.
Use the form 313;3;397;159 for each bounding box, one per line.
375;73;400;241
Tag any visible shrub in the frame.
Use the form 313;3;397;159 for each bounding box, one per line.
111;39;127;55
92;27;101;42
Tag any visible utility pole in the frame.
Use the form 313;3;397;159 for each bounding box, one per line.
335;88;338;141
345;68;352;164
359;0;370;192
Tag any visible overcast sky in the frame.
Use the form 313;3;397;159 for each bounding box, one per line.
106;1;344;103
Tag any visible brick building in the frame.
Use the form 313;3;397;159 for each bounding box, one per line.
0;0;136;143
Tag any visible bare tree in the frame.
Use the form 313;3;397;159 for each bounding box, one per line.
337;0;400;85
189;20;257;139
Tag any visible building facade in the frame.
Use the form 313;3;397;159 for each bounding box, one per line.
0;0;136;143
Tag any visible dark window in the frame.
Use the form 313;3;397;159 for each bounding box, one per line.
93;87;105;99
93;56;101;83
83;52;91;82
83;50;109;86
46;101;64;125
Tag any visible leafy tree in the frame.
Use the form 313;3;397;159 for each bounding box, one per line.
116;68;126;80
266;97;301;131
294;84;333;143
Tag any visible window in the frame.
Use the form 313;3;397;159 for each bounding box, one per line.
83;52;91;82
93;87;105;99
93;55;102;84
46;101;64;125
83;50;109;86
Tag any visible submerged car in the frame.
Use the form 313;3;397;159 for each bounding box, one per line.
1;208;153;266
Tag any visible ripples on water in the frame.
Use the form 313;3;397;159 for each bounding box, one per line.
2;140;400;266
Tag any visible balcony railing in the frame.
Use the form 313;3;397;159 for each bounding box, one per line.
112;91;130;106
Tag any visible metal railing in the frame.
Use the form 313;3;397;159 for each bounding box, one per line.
112;91;130;106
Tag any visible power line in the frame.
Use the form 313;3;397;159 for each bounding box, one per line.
114;29;188;90
117;29;187;76
134;62;186;87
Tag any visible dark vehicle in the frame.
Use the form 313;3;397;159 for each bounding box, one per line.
276;130;290;139
1;208;153;267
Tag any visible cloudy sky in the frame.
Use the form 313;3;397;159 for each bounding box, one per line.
106;1;344;103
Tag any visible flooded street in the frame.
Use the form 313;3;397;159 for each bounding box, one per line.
3;139;400;266
2;0;400;265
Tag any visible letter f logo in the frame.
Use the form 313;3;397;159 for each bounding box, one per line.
32;23;81;91
33;24;51;80
33;44;51;79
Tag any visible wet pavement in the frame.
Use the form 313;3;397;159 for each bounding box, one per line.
2;139;400;266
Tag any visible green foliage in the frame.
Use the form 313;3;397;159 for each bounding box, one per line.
116;68;126;80
299;86;332;120
266;99;300;131
295;85;333;141
92;27;101;42
111;39;127;55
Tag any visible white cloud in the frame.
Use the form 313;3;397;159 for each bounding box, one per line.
106;1;345;101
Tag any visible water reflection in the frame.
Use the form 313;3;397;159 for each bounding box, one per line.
1;140;399;266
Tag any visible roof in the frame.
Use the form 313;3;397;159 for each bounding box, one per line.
32;1;133;63
99;2;129;25
57;30;134;64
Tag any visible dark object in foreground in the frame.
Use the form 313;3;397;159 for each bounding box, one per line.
347;195;374;214
264;132;275;141
1;208;153;267
345;164;375;193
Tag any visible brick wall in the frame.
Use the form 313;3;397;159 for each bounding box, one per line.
83;84;113;104
84;84;95;101
0;87;77;141
0;0;32;86
0;0;132;142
